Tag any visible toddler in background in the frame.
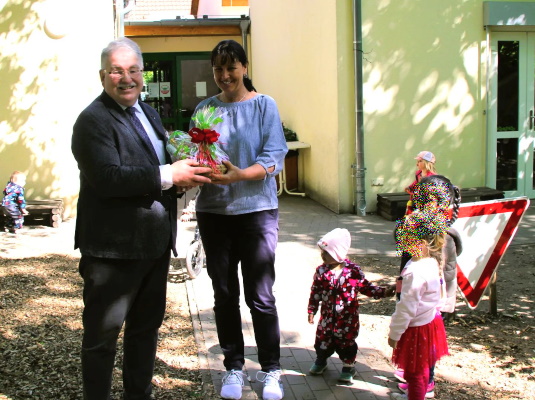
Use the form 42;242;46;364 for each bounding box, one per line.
2;171;29;233
404;151;437;215
307;228;395;383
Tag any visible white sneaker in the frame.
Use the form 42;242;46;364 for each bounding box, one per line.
257;370;284;400
220;369;245;399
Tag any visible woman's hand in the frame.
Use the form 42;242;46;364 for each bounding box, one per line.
308;314;314;324
210;161;269;185
388;337;397;349
210;160;241;185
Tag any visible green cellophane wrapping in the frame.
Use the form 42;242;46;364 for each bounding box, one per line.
166;106;229;174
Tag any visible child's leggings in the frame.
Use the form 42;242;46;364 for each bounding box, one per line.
314;340;358;365
404;368;430;400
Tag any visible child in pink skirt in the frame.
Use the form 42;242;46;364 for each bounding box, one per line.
388;211;449;400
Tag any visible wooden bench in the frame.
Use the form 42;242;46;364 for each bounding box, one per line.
1;199;64;228
377;187;505;221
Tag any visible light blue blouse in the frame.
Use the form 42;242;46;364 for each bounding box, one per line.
191;94;288;215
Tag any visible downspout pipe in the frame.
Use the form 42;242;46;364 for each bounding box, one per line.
484;24;491;187
352;0;366;216
116;0;136;38
239;18;250;59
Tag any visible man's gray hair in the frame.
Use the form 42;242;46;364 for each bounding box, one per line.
101;37;143;69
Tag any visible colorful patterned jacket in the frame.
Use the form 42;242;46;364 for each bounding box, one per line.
308;260;388;342
2;181;26;211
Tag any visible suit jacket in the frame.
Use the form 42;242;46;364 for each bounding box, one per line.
72;91;178;259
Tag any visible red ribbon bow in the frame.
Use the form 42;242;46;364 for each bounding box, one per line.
188;127;220;144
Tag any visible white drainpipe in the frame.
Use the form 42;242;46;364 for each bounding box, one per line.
352;0;366;216
116;0;136;38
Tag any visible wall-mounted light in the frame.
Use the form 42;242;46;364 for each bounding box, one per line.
43;0;74;39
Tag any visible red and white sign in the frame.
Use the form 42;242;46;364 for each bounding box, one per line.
451;197;530;309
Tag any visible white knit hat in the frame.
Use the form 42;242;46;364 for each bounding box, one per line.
317;228;351;263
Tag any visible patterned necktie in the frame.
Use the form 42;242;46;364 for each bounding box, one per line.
125;106;159;160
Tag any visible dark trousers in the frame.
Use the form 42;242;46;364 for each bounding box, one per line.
79;251;170;400
314;340;358;365
197;209;281;372
2;204;23;229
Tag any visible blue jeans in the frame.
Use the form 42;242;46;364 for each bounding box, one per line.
197;209;281;372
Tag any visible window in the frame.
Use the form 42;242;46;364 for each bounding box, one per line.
222;0;248;6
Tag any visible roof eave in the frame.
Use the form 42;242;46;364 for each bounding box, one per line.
124;16;250;37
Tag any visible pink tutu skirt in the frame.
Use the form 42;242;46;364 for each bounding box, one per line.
392;313;449;373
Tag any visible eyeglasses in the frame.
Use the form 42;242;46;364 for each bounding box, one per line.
104;68;143;78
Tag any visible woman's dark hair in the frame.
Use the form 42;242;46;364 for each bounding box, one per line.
211;40;256;92
418;174;461;225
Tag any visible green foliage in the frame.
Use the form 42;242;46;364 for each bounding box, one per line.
282;123;298;142
497;126;516;132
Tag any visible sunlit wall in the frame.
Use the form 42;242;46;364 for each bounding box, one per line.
249;0;355;213
250;0;530;213
0;0;113;218
362;0;491;205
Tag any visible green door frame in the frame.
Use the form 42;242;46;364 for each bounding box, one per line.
142;52;214;132
487;32;535;199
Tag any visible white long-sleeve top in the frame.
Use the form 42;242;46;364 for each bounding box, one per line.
389;257;443;341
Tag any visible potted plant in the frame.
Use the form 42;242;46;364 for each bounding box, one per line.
278;123;299;191
282;123;298;142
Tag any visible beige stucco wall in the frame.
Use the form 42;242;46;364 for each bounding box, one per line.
249;0;355;213
0;0;113;218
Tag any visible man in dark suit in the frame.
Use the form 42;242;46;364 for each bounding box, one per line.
71;37;211;400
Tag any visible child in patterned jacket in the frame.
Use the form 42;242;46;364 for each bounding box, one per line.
307;228;396;383
2;171;29;233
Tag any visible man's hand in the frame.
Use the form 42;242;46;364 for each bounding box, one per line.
171;159;212;187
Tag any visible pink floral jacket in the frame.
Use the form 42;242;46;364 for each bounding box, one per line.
308;260;388;342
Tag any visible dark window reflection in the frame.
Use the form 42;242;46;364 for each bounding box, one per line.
496;138;518;191
497;41;519;132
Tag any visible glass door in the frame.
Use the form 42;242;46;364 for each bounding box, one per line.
176;54;220;132
488;32;535;198
141;52;220;133
142;55;176;131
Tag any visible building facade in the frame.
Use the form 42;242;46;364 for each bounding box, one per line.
2;0;535;216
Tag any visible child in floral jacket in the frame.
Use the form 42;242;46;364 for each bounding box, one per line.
2;171;29;233
307;228;395;383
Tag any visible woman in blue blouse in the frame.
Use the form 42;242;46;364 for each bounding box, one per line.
193;40;288;400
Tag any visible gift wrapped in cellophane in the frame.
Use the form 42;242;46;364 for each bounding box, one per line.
166;106;229;175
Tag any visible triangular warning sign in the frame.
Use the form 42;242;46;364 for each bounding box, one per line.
451;197;530;309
